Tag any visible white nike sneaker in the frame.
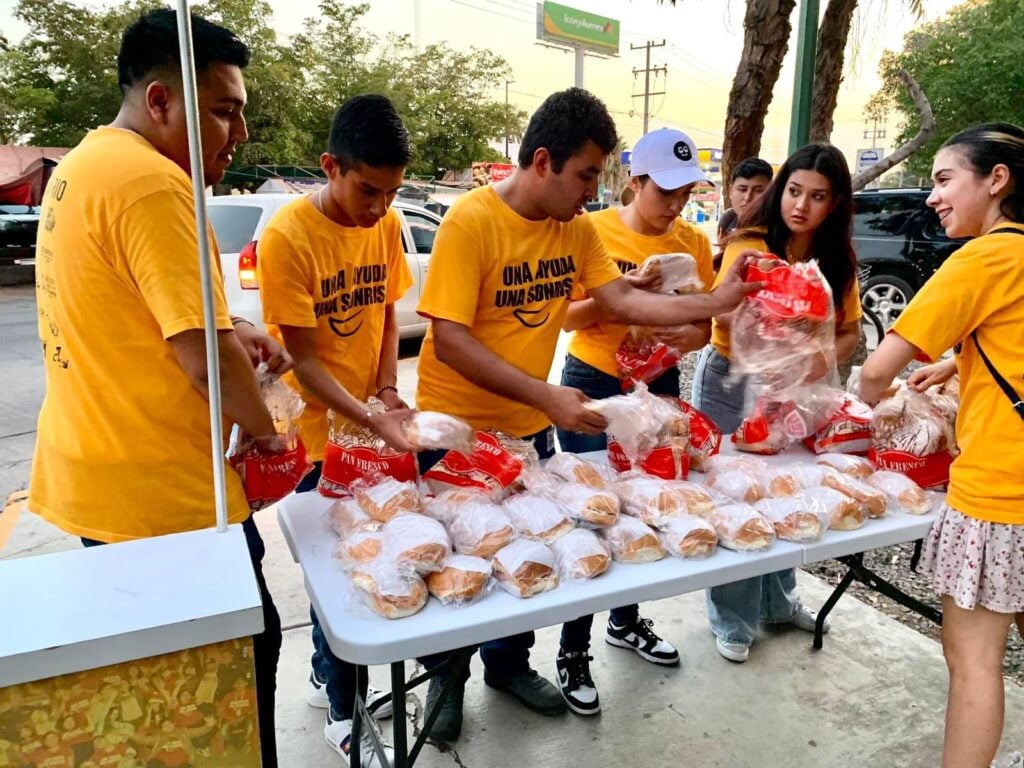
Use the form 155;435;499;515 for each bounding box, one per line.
308;672;394;718
324;711;395;767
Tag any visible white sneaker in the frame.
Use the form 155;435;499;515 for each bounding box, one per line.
991;751;1024;768
785;604;830;635
324;712;395;768
308;672;394;719
715;636;750;663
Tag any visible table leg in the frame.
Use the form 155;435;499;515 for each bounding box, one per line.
391;661;408;768
352;664;393;768
843;554;942;626
408;649;473;765
814;565;857;650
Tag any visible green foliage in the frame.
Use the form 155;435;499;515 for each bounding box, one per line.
874;0;1024;177
0;0;527;176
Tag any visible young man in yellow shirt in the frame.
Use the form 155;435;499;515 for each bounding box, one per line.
414;88;759;741
29;10;288;766
256;95;414;767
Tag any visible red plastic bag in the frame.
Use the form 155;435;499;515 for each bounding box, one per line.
805;394;873;454
868;448;953;490
318;401;417;497
675;399;722;470
615;334;680;389
607;439;690;479
423;431;539;499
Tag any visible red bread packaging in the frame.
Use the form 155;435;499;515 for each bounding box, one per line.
318;399;417;496
423;431;539;499
868;387;957;489
805;394;874;455
593;384;692;479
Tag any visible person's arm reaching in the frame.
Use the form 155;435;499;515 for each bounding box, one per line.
835;321;862;364
432;319;608;435
907;358;957;391
858;333;920;404
278;324;415;452
230;318;292;375
374;303;409;411
562;269;660;331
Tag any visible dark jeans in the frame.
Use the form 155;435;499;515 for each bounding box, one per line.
556;354;672;651
419;426;555;681
82;515;281;768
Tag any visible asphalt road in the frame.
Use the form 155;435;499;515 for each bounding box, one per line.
0;285;43;500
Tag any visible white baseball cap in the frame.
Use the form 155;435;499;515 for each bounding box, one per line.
629;128;712;190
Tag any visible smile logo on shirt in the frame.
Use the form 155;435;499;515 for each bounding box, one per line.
328;309;365;337
512;307;551;328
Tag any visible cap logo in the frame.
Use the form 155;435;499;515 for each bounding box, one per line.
673;141;692;162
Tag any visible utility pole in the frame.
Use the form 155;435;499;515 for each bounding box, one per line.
505;79;514;161
864;116;887;149
631;40;666;135
788;0;820;153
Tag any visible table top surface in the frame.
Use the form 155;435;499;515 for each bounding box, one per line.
278;445;941;666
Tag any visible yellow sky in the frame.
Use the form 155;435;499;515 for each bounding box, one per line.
1;0;965;167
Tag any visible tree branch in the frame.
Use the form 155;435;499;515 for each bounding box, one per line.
851;68;934;191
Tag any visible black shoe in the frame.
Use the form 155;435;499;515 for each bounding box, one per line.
483;669;567;716
555;650;601;716
606;617;680;666
423;674;465;743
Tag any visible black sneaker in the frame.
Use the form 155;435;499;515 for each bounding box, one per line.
605;617;680;666
483;669;566;716
423;673;465;743
555;650;601;716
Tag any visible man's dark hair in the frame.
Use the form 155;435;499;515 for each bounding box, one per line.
328;95;412;170
518;88;618;172
117;8;250;96
731;157;774;184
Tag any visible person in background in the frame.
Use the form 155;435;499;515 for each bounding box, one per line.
554;127;716;714
715;157;774;268
858;123;1024;768
693;143;862;664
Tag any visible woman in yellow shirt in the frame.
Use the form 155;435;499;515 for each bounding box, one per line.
859;123;1024;768
694;143;862;663
556;128;715;714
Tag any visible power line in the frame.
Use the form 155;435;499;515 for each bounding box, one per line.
631;40;667;135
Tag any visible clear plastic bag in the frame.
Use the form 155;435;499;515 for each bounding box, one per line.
754;497;829;542
585;383;689;465
702;454;767;480
799;486;866;531
447;498;517;558
422;431;539;499
492;539;559;598
706;470;765;504
404;411;475;454
707;503;774;551
815;453;875;479
544;453;614;489
614;475;689;528
599;515;666;563
761;466;801;497
319;399;417;496
328;498;378;538
423;487;495;526
871;388;956;457
502;493;574;543
425;555;493;606
353;476;424;522
788;464;831;489
865;470;933;515
550;529;612;579
662;480;717;518
335;528;384;568
821;472;887;518
637;253;705;295
381;513;452;573
658;516;718;558
350;560;428;619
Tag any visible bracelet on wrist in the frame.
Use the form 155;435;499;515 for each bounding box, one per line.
375;384;398;398
231;316;255;328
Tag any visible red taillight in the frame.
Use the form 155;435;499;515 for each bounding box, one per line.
239;242;258;290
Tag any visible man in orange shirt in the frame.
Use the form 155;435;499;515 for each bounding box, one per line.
28;9;288;766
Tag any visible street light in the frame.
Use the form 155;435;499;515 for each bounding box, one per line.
505;79;514;161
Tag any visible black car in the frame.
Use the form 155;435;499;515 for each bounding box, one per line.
0;205;40;284
852;188;963;327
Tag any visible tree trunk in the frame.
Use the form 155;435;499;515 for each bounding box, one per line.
809;0;858;143
722;0;797;207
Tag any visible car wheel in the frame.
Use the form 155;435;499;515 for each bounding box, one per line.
861;274;914;329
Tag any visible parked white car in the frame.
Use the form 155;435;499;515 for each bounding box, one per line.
207;193;442;338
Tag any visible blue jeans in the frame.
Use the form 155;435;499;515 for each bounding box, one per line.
690;346;800;646
556;354;674;651
419;427;555;681
83;515;281;768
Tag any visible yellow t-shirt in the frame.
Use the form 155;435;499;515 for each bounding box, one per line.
257;199;412;460
416;186;623;436
566;208;715;376
29;126;248;543
710;235;862;359
892;223;1024;525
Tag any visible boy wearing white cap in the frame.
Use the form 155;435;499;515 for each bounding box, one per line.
555;128;716;715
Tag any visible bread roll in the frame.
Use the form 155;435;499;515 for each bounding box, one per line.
637;253;704;294
707;470;765;504
665;481;717;518
424;487;494;526
865;470;933;515
448;501;516;558
550;529;612;579
405;411;475;454
426;555;491;606
382;514;452;573
816;454;875;479
754;497;825;542
329;498;377;537
355;477;423;522
657;516;718;558
351;566;428;619
545;453;612;489
800;486;866;531
702;454;767;480
599;515;666;563
336;529;383;565
614;476;688;527
763;467;800;497
708;504;774;551
502;493;574;542
550;483;620;528
492;539;559;598
821;472;887;518
789;465;830;489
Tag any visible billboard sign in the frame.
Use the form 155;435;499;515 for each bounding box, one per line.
538;2;619;55
857;148;884;174
472;162;516;186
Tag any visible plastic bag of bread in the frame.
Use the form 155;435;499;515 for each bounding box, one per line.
821;472;887;518
706;470;765;504
423;487;495;526
788;464;830;489
404;411;474;454
865;470;933;515
447;499;517;558
335;528;384;567
319;400;417;496
702;454;767;480
754;497;829;542
806;394;873;454
350;561;428;619
549;483;620;528
614;475;689;527
871;388;955;457
328;498;378;538
353;476;424;522
762;466;801;497
599;515;666;563
707;504;774;551
675;399;723;471
816;453;875;479
550;529;612;579
426;555;492;606
502;493;574;543
663;480;717;518
544;453;613;489
800;486;866;531
585;383;686;463
732;408;790;455
637;253;705;295
658;516;718;558
492;539;559;598
381;513;452;573
422;431;539;499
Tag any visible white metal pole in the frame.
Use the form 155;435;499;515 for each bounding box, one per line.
574;45;584;88
174;0;229;533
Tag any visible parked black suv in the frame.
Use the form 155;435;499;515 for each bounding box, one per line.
0;205;40;285
853;188;962;327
